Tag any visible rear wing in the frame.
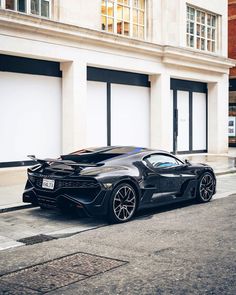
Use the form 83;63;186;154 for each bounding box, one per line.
27;155;103;168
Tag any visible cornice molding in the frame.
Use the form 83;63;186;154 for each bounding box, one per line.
163;46;235;72
0;9;235;73
0;9;163;58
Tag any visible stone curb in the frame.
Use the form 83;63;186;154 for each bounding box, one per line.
0;204;34;214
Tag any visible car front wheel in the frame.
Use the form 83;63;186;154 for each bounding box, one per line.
108;183;137;223
197;172;215;203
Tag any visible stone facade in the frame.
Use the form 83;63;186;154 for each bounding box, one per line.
0;0;235;167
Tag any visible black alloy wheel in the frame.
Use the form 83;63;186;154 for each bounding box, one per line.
108;183;137;223
197;172;215;203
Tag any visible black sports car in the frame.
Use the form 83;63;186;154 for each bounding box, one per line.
23;146;216;223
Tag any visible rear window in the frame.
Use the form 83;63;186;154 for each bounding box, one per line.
61;146;146;163
103;147;146;154
72;146;146;155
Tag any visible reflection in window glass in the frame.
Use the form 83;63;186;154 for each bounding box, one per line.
133;9;138;23
190;22;194;34
101;0;145;39
6;0;15;10
138;26;144;39
197;37;200;49
108;17;114;32
139;0;144;9
186;5;217;52
41;0;49;17
101;16;106;30
117;20;122;34
124;21;129;35
31;0;39;15
190;35;194;47
207;27;211;39
101;0;106;14
133;24;138;38
124;7;130;21
201;25;205;38
138;10;144;25
17;0;26;12
2;0;50;16
108;2;114;16
197;24;200;36
117;5;122;18
201;38;205;50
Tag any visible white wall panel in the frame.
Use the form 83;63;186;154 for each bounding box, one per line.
177;90;189;152
86;81;107;147
193;92;207;150
0;72;61;162
111;84;150;147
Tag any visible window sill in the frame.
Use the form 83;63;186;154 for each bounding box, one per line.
0;8;51;20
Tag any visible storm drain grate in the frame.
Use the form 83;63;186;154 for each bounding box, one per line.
17;234;57;245
0;252;128;294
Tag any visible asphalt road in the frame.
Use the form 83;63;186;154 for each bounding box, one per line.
0;174;235;294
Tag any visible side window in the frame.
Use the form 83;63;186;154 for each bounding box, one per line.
145;154;182;169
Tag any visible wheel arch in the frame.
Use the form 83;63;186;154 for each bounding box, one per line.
112;177;141;205
197;168;215;180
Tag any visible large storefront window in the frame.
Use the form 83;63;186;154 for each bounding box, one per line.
229;80;236;147
101;0;145;39
1;0;51;18
186;5;217;52
229;104;236;146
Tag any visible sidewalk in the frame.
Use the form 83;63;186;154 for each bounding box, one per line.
181;147;236;175
0;148;236;213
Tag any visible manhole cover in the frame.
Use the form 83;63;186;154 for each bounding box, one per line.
17;234;57;245
0;252;127;294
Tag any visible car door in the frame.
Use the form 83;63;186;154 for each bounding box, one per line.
143;154;185;203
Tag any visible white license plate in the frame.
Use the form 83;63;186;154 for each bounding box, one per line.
42;179;55;190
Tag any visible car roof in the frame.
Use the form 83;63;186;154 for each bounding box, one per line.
61;146;178;165
72;146;173;155
72;146;150;155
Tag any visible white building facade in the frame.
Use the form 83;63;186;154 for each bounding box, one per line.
0;0;234;167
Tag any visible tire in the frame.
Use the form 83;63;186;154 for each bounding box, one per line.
196;172;215;203
108;183;137;224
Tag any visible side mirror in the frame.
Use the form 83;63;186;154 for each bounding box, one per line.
184;159;190;165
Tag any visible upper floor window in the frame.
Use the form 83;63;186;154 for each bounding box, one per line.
0;0;51;18
101;0;145;39
186;6;217;53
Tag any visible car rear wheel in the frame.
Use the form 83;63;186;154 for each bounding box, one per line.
196;172;215;203
108;183;137;223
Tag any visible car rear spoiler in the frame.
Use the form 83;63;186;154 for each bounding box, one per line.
27;155;103;168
